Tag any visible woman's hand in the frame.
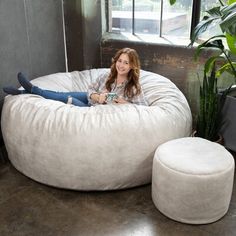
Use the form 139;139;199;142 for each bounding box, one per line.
90;93;107;104
98;93;107;104
113;97;129;104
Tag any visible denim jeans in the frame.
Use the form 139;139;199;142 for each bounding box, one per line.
31;86;90;107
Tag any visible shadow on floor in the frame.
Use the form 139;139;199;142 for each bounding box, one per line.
0;154;236;236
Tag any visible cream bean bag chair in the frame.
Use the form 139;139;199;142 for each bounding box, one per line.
1;69;192;190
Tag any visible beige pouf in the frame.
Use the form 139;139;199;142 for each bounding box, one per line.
152;137;235;224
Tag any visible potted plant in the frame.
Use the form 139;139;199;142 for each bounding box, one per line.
195;63;231;142
190;0;236;147
169;0;236;146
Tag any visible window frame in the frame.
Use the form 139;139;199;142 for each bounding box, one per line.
107;0;201;41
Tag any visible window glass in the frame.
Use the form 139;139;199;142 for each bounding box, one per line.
109;0;221;40
112;0;133;33
134;0;160;35
162;0;193;39
199;0;222;39
111;0;194;40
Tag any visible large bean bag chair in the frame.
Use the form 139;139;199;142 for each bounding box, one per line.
1;69;192;190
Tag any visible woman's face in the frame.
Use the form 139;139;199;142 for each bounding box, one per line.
116;53;131;77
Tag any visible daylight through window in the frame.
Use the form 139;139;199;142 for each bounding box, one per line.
109;0;225;41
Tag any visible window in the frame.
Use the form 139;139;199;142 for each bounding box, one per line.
199;0;223;39
110;0;193;39
108;0;223;42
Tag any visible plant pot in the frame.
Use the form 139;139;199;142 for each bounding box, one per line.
192;131;224;145
220;95;236;151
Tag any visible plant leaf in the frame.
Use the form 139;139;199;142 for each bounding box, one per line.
220;11;236;35
206;6;222;17
204;55;226;74
217;61;236;76
190;17;220;45
226;33;236;55
193;36;225;60
168;0;176;5
205;39;225;50
221;2;236;15
228;0;236;5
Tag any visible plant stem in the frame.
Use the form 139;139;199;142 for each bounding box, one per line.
218;0;225;6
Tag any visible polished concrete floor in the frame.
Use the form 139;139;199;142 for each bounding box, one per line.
0;155;236;236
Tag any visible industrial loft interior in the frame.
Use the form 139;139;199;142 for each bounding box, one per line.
1;1;236;235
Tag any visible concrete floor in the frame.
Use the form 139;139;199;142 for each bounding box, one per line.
0;157;236;236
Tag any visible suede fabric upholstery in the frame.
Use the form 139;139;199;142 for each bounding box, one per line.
1;69;192;190
152;137;235;224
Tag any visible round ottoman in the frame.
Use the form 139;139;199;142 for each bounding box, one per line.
152;137;235;224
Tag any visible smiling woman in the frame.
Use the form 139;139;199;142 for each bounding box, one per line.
3;48;147;107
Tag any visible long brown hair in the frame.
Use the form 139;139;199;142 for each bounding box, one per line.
105;48;141;98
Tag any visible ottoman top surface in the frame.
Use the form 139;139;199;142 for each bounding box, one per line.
156;137;235;175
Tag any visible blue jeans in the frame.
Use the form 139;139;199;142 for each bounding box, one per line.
31;86;90;107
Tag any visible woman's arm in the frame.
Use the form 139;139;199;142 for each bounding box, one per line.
87;72;109;105
130;89;148;106
113;97;130;104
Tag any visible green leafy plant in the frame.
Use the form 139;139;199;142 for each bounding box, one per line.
196;64;231;141
169;0;236;140
190;0;236;140
169;0;177;5
189;0;236;81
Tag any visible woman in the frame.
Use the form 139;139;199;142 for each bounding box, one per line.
3;48;148;106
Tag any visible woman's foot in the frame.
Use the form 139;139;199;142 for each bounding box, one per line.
17;72;33;92
3;86;25;95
